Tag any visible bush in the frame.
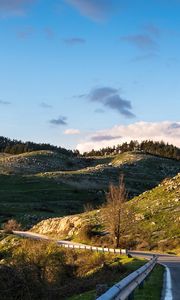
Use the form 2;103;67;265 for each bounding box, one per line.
77;224;94;242
3;219;21;233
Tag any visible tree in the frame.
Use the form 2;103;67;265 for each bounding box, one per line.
101;176;134;248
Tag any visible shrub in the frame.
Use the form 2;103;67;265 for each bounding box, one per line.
77;224;94;242
3;219;21;233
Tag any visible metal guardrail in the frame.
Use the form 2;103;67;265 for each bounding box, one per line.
58;242;127;255
13;231;127;255
97;256;157;300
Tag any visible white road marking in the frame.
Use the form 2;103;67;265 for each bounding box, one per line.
164;265;173;300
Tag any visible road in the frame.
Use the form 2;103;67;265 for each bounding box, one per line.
129;251;180;300
13;231;180;300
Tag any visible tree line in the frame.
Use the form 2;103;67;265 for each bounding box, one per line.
0;136;74;156
1;136;179;160
82;140;180;160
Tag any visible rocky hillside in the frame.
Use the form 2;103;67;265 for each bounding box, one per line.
0;150;88;175
37;152;180;198
32;173;180;253
32;210;98;239
129;173;180;252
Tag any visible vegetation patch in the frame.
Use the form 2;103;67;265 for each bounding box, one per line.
134;264;164;300
67;264;164;300
0;235;145;300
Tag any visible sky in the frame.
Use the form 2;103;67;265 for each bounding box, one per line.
0;0;180;152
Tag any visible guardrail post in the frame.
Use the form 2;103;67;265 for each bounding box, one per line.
128;291;134;300
139;281;144;289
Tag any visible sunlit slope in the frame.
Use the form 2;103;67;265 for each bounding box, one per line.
0;150;86;174
129;173;180;251
32;173;180;252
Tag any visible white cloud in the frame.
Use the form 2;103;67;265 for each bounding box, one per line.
64;128;80;135
76;121;180;153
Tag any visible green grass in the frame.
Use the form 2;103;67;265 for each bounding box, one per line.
128;173;180;251
68;265;164;300
0;175;103;227
134;265;164;300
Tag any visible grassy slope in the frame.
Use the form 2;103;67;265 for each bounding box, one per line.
32;174;180;253
0;151;179;228
0;175;99;227
128;173;180;252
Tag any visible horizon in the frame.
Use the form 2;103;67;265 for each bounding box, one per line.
0;0;180;151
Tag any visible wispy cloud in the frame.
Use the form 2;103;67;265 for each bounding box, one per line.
49;116;67;126
63;37;86;45
91;134;122;142
64;0;118;21
143;23;161;37
94;108;105;113
0;0;35;17
121;34;157;51
40;102;53;109
17;26;34;39
131;53;159;62
87;87;135;118
44;27;55;40
0;99;11;105
76;121;180;152
64;128;80;135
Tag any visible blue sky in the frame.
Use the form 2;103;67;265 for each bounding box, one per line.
0;0;180;152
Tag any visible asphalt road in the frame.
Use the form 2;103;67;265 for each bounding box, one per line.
13;231;180;300
129;251;180;300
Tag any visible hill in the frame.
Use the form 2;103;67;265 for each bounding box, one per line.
31;173;180;253
37;152;179;198
0;151;179;228
0;150;86;175
129;173;180;252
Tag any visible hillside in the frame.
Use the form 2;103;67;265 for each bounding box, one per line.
0;150;87;175
37;152;179;198
32;173;180;253
129;173;180;252
0;151;179;227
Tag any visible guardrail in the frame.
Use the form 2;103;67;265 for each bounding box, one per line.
13;231;127;255
97;256;157;300
58;242;127;255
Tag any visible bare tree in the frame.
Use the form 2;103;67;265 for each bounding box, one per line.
102;175;133;248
